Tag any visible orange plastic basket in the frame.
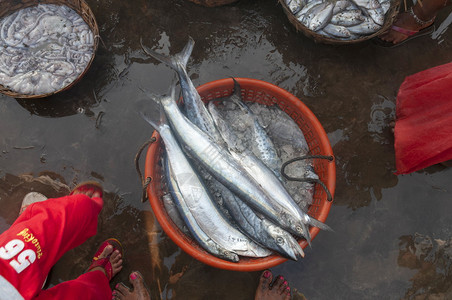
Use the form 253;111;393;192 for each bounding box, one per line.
144;78;336;271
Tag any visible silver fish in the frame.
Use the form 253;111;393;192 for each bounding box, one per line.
323;24;353;38
297;0;323;19
141;38;225;146
347;16;382;34
286;0;304;14
351;0;385;25
162;155;190;235
147;85;309;240
330;9;366;27
333;0;354;14
227;78;282;178
379;0;391;14
207;177;305;260
164;156;239;262
208;97;331;242
145;110;271;259
308;2;334;32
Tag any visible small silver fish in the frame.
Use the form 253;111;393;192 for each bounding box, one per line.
308;2;334;32
323;23;353;38
330;9;366;27
347;16;382;34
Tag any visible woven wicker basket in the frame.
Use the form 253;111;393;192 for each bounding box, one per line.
0;0;99;99
279;0;401;45
187;0;239;7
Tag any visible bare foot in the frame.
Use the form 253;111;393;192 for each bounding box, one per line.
255;270;291;300
89;245;123;280
379;10;434;45
113;271;151;300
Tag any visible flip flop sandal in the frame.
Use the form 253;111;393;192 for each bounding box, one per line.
373;23;435;48
87;238;123;281
19;192;48;215
69;181;104;198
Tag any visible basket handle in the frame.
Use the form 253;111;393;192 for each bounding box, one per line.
134;137;156;203
281;155;334;202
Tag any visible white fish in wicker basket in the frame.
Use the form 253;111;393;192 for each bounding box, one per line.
0;4;95;96
285;0;388;40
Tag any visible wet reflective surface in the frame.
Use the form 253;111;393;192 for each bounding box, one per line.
1;0;452;299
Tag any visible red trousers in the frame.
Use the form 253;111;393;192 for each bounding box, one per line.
394;62;452;174
0;194;112;299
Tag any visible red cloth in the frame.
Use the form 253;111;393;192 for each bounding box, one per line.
394;61;452;175
0;194;112;299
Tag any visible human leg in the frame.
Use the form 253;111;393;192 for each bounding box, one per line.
0;183;103;299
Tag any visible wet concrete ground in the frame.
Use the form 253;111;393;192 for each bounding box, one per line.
1;0;452;299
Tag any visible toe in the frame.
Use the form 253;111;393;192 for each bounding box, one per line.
284;286;291;300
99;245;113;259
272;276;286;294
130;271;145;289
129;271;151;298
272;275;284;290
278;280;288;295
260;270;273;292
115;282;131;296
110;250;122;263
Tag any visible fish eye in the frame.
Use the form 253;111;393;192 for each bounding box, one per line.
296;226;303;233
276;237;284;245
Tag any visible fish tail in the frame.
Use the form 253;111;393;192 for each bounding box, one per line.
176;37;195;68
141;37;194;73
139;82;175;130
140;105;167;131
308;217;333;232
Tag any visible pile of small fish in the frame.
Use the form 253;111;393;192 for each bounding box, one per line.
141;37;332;262
285;0;391;40
0;4;95;95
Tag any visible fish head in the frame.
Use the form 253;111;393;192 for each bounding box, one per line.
265;221;304;260
220;249;239;263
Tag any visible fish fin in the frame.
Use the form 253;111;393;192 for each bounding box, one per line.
308;217;333;232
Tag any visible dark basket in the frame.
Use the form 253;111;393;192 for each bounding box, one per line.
0;0;99;99
278;0;401;45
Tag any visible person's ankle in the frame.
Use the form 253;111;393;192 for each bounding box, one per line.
412;4;437;23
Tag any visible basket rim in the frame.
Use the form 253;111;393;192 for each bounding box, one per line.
0;0;100;99
145;78;336;271
278;0;401;45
